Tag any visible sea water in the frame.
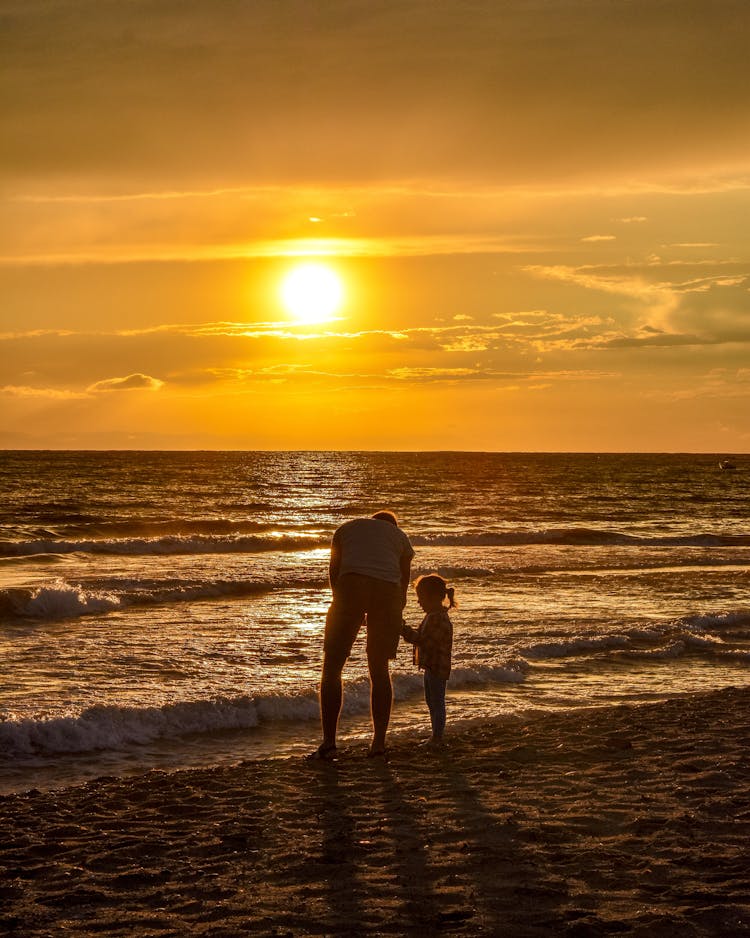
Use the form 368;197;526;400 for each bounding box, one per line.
1;451;748;793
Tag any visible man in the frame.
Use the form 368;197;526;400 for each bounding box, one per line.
311;510;414;759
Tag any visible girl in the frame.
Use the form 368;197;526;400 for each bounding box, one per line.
401;574;456;745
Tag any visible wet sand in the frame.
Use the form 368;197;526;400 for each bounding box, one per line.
2;686;749;936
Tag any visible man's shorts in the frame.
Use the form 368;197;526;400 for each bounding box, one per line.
324;572;403;662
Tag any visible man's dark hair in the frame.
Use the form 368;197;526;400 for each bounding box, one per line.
371;510;398;526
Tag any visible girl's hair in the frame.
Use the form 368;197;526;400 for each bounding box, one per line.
414;573;457;608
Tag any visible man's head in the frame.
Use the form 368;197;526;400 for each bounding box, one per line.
371;510;398;526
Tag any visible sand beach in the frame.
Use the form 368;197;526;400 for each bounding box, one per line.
2;685;749;936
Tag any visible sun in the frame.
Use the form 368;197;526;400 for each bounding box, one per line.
280;262;344;324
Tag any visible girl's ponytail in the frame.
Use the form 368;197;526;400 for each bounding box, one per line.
445;586;456;608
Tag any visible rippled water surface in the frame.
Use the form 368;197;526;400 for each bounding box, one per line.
1;451;748;792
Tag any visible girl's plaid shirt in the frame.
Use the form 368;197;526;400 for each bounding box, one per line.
402;608;453;680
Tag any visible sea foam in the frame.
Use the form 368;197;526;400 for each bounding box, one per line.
1;575;326;621
0;693;318;758
0;663;532;759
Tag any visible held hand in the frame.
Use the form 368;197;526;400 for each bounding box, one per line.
400;620;419;644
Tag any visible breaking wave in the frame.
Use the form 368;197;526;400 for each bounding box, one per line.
0;533;327;558
0;662;534;759
0;693;316;758
517;611;750;663
3;527;750;559
0;575;326;621
412;529;750;548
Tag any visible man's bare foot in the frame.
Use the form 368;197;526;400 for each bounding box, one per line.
305;742;338;761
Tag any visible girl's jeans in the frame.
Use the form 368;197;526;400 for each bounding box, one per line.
423;668;447;737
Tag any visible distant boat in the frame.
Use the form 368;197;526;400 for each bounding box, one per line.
719;459;737;471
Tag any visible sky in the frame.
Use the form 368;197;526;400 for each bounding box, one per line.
2;0;750;451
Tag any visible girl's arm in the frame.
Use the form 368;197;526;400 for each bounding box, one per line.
400;620;421;644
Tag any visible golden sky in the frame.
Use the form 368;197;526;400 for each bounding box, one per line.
2;0;749;450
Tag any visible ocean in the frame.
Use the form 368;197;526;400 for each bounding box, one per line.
1;451;748;795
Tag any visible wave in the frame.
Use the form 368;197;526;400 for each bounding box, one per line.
447;662;529;686
682;609;750;631
3;525;750;558
0;533;327;558
413;528;750;548
0;661;531;760
1;583;124;619
425;565;497;579
33;518;287;539
0;553;69;566
0;575;326;621
0;693;318;758
517;610;750;663
520;633;633;659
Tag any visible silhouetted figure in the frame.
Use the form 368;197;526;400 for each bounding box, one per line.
310;511;413;759
401;573;456;747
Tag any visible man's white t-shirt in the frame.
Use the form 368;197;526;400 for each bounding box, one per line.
333;518;414;584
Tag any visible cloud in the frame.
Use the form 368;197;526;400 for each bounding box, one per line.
524;264;669;303
0;329;74;340
0;385;89;400
4;175;750;269
524;263;750;330
387;366;490;382
383;366;619;385
0;317;631;396
668;278;750;344
88;373;164;392
0;235;543;267
492;311;610;340
3;0;750;193
600;332;708;349
669;243;719;249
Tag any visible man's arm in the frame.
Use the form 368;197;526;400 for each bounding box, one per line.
399;553;412;609
329;535;341;590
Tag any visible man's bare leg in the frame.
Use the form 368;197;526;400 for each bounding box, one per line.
319;651;346;753
368;652;392;755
